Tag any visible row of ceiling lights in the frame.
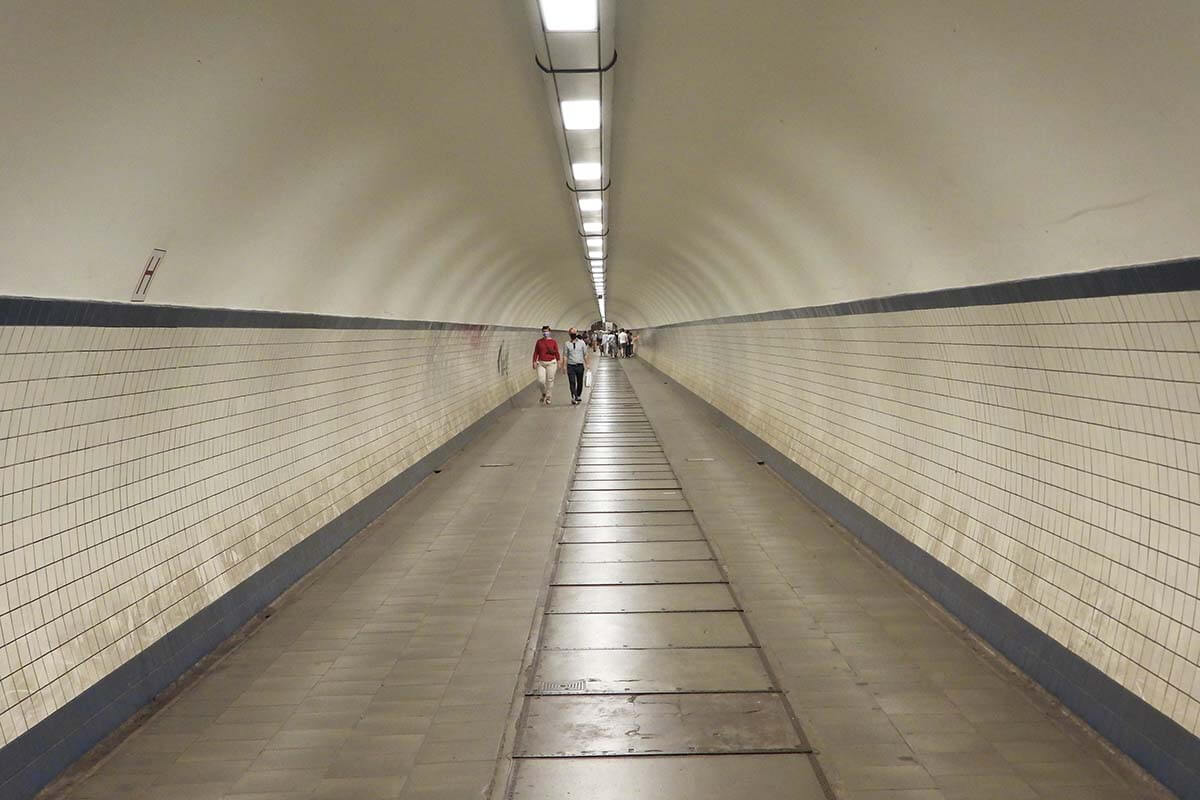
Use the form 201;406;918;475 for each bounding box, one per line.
530;0;612;321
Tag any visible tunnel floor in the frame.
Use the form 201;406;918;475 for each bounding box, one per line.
54;360;1167;800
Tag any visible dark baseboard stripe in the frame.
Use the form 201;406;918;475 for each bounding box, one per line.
650;256;1200;329
0;295;540;331
641;359;1200;800
0;381;534;800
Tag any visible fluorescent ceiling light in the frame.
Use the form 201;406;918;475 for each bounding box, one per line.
540;0;598;32
583;221;603;233
572;162;601;181
589;259;603;267
561;99;601;130
578;197;602;212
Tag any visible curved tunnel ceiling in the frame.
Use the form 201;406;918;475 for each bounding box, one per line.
0;1;592;328
2;2;1198;329
607;0;1200;326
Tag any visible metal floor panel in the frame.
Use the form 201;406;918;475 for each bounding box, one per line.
552;561;726;585
567;499;692;513
564;511;698;527
532;648;775;694
571;470;678;481
569;489;684;501
511;754;827;799
547;584;738;614
573;464;675;474
507;362;826;800
578;443;663;449
560;524;703;543
557;541;713;563
515;693;805;757
572;479;682;491
540;612;754;650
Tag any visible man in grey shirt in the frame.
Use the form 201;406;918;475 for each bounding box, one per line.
564;327;590;406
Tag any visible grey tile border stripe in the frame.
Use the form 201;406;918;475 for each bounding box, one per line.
639;357;1200;800
650;256;1200;329
0;380;534;800
0;294;542;331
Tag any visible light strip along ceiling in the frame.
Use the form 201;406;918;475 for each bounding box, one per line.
527;0;615;322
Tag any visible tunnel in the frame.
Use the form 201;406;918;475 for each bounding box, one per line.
1;1;1198;798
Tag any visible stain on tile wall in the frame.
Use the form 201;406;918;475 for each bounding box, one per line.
639;290;1200;737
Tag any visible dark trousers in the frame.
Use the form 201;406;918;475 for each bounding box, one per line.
567;363;585;400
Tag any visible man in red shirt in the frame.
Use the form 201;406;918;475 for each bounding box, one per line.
532;325;563;405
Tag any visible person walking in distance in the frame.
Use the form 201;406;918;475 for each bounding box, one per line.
617;328;629;358
532;325;562;405
564;327;589;406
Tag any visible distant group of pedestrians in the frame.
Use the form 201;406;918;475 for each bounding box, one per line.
597;328;636;358
531;325;637;406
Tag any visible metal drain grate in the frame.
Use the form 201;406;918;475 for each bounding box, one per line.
480;463;514;468
536;679;586;693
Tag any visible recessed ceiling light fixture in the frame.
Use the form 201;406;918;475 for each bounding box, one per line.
561;99;601;130
540;0;597;32
531;0;615;323
571;162;602;181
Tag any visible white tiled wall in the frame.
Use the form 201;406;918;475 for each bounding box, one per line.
0;324;533;746
639;290;1200;737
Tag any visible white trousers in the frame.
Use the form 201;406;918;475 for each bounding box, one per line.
536;360;558;398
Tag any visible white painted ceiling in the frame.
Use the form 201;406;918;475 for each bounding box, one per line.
3;1;1198;328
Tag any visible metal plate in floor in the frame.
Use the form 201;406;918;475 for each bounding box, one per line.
560;525;703;543
564;512;698;528
582;424;652;429
540;612;753;649
515;693;805;756
578;441;658;448
583;431;657;438
579;431;655;437
552;561;725;585
576;458;670;468
572;472;678;483
568;499;692;514
547;584;737;614
531;648;774;694
569;489;684;501
557;542;713;563
575;456;668;466
579;441;661;447
572;480;681;491
511;754;826;799
573;464;675;474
